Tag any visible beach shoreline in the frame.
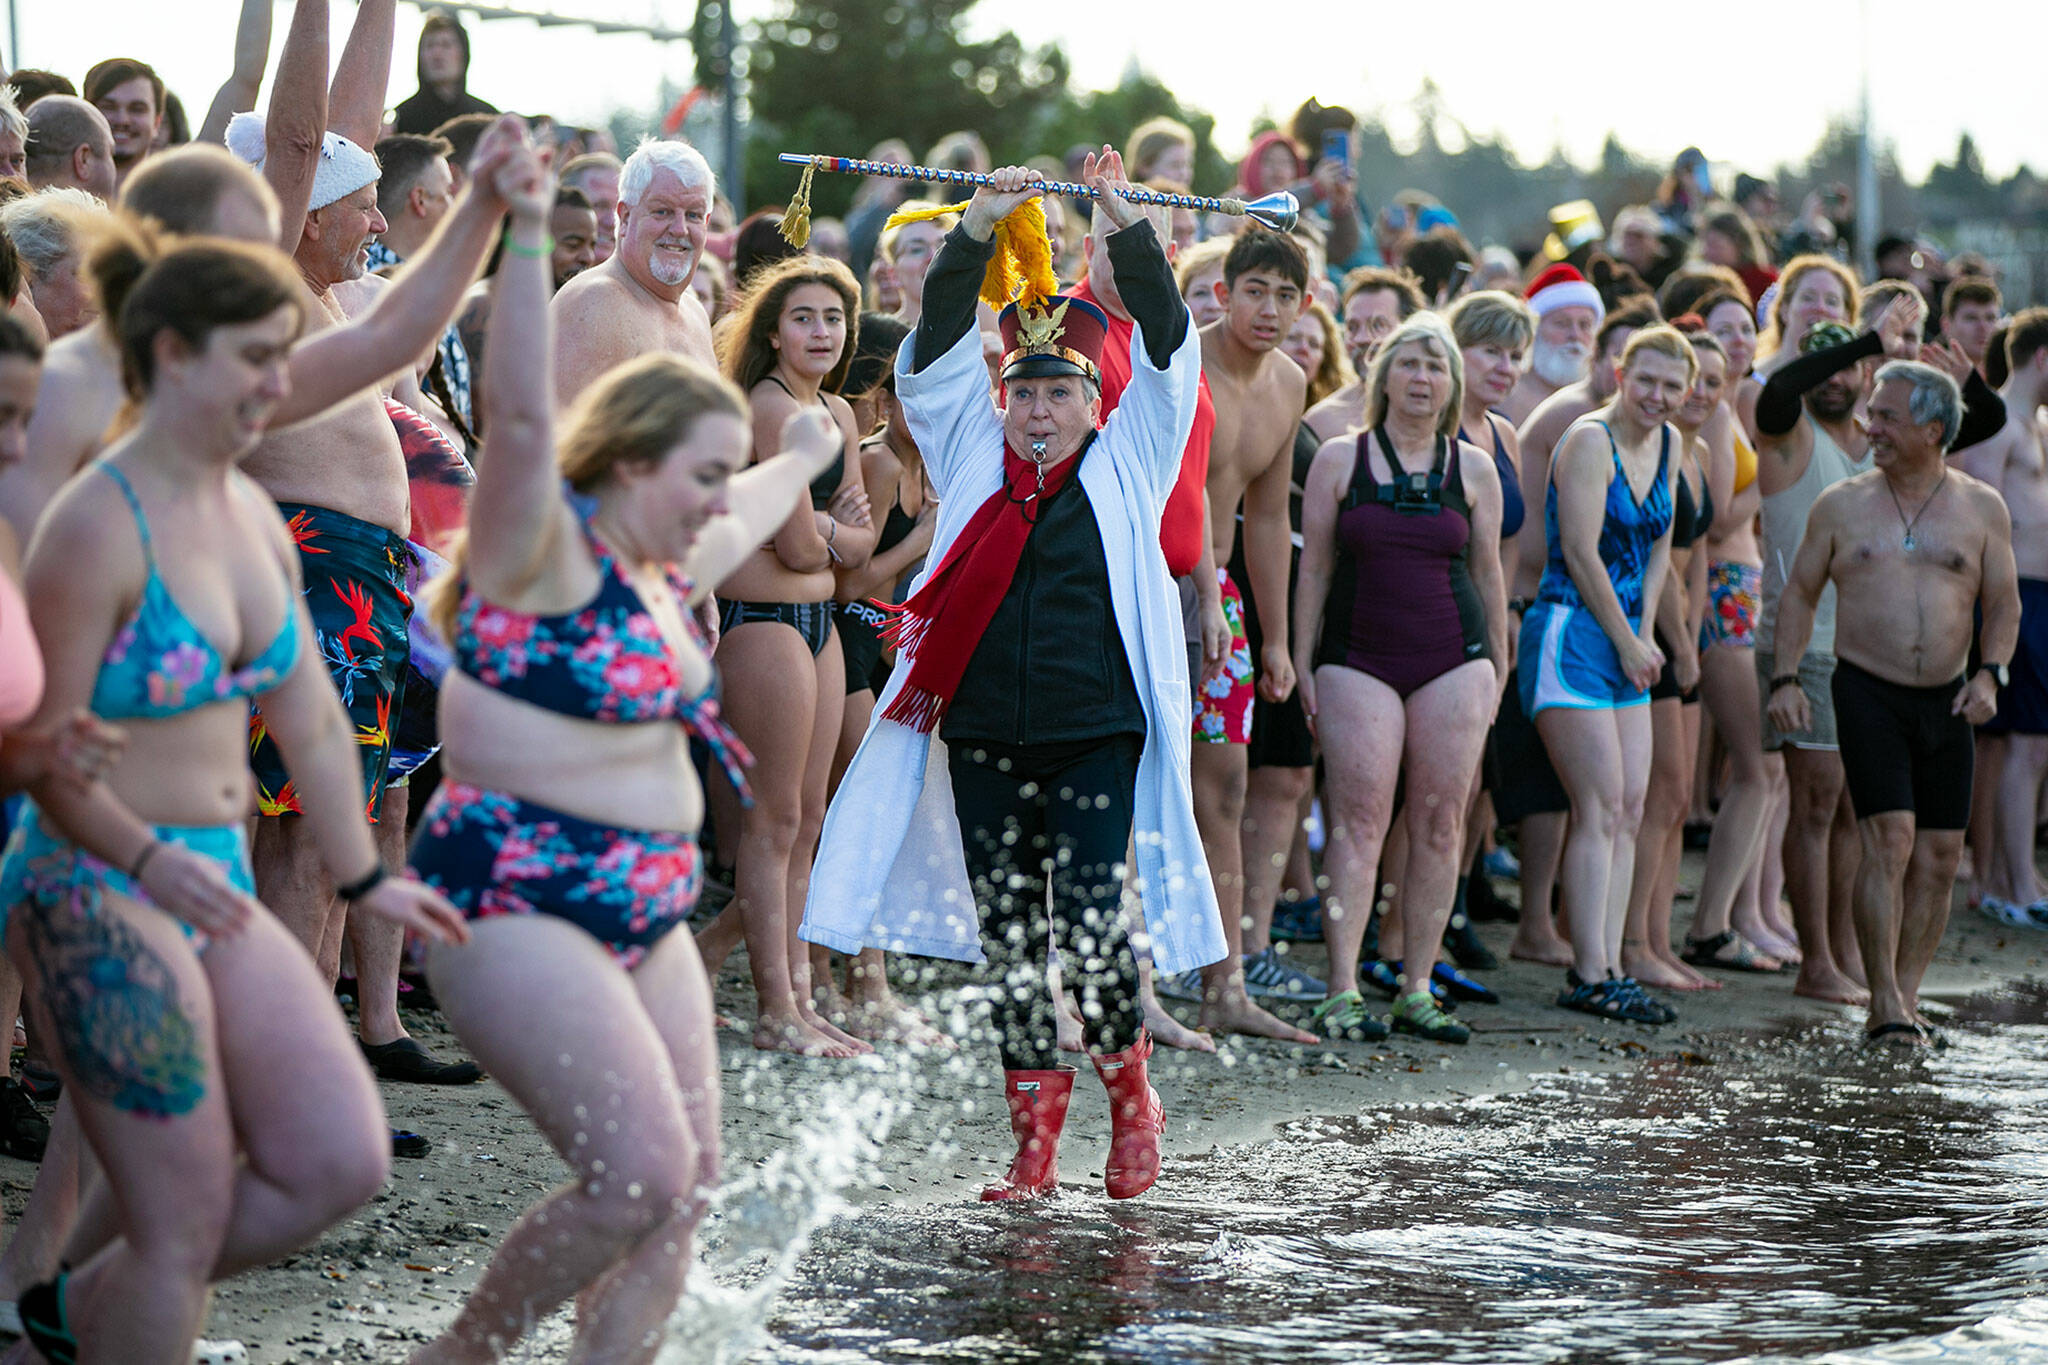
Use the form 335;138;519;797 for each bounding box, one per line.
7;872;2042;1361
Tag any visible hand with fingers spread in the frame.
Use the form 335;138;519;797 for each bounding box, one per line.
1877;291;1927;361
1918;338;1973;386
962;164;1046;241
140;844;261;938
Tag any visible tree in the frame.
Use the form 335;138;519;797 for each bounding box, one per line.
737;0;1068;217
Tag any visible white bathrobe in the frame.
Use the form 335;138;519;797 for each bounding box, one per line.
798;305;1226;975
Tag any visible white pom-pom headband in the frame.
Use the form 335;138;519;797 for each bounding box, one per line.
225;111;380;212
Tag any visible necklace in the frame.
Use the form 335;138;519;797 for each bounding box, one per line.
1886;470;1947;551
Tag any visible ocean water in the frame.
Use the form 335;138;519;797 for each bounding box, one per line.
738;983;2048;1364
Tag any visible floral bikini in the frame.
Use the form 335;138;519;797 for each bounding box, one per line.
406;499;751;968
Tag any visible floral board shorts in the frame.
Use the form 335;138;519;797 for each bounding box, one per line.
1194;568;1253;745
407;780;704;970
1701;559;1762;653
248;503;413;823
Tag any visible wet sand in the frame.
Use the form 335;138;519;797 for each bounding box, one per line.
6;860;2044;1361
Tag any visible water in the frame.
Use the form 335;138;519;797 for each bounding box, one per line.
748;983;2048;1364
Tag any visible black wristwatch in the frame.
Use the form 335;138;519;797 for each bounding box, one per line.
1980;662;2011;690
1769;674;1801;693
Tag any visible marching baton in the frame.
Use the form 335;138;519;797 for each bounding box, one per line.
776;152;1300;232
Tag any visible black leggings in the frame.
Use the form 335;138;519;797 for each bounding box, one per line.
1833;659;1974;830
948;734;1144;1071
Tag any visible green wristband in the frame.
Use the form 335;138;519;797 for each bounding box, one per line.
502;227;552;259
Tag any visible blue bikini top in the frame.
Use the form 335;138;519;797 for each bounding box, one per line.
90;464;300;720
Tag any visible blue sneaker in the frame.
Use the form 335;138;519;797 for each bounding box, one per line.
1241;946;1326;999
1363;958;1451;1006
1270;898;1324;943
1483;847;1520;880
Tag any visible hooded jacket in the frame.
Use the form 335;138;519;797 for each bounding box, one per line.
393;13;498;136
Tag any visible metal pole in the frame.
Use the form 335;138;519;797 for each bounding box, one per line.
719;1;741;211
1855;0;1879;281
8;0;20;77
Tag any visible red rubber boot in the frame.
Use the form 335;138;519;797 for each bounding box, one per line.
981;1067;1076;1201
1091;1031;1163;1199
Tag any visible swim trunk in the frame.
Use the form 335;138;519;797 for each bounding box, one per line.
1648;624;1699;705
389;539;451;784
1231;539;1314;769
1756;647;1838;752
719;598;834;657
1194;569;1253;744
1701;560;1761;653
407;780;703;969
0;802;251;951
1518;601;1649;716
1980;576;2048;736
1832;659;1973;829
837;599;890;696
1491;665;1570;822
249;503;414;823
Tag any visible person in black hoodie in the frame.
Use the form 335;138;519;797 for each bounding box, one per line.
393;10;497;137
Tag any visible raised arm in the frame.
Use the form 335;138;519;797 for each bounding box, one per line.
686;409;845;600
198;0;274;145
278;116;520;424
262;0;329;253
327;0;396;151
459;130;560;597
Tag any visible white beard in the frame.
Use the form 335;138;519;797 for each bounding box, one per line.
1531;339;1591;389
648;248;695;288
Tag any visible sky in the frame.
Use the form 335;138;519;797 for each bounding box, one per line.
9;1;2038;193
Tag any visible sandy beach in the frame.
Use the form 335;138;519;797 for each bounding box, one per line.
6;860;2042;1362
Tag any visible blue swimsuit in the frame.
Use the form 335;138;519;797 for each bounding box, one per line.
1519;422;1674;716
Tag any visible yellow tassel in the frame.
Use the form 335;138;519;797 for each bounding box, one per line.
778;160;817;249
883;198;1057;312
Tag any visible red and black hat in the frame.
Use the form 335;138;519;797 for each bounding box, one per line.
997;294;1111;384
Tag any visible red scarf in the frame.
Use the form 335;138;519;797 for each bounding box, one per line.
879;440;1085;732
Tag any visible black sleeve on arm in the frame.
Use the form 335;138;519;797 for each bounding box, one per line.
1105;218;1188;371
1953;370;2007;451
909;226;997;374
1756;331;1883;437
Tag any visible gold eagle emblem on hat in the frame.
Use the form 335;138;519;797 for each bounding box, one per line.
1015;299;1070;353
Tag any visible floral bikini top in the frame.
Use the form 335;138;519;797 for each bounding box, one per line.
91;464;300;721
452;498;752;799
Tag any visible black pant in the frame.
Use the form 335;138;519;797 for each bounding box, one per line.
948;734;1144;1071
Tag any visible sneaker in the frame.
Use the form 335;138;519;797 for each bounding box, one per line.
1979;896;2048;931
1431;961;1499;1005
1310;989;1390;1042
1391;990;1471;1044
1482;847;1520;880
0;1078;48;1162
1363;958;1452;1006
1154;968;1204;1002
1270;897;1325;943
1241;946;1326;999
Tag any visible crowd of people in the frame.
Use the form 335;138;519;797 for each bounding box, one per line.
0;4;2037;1359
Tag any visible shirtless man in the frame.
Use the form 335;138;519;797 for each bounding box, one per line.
1768;360;2019;1045
551;137;716;403
1953;308;2048;924
1499;300;1655;965
1303;266;1425;444
21;97;116;199
1502;263;1602;425
229;3;521;1080
1178;227;1316;1043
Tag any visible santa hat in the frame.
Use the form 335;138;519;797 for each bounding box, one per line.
1524;263;1603;322
225;111;381;212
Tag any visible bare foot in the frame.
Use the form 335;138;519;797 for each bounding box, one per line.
1661;953;1722;991
1622;952;1702;991
1199;988;1316;1044
797;1004;875;1055
1836;952;1868;990
754;1011;867;1057
1510;929;1574;966
1733;919;1799;964
846;994;957;1049
1794;966;1870;1006
1142;992;1216;1053
812;979;855;1030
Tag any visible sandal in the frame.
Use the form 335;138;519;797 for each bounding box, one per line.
1310;990;1390;1042
1865;1021;1925;1049
391;1129;432;1159
18;1275;75;1365
1680;930;1782;973
1611;977;1676;1024
361;1037;483;1085
1556;971;1666;1024
1391;990;1470;1044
